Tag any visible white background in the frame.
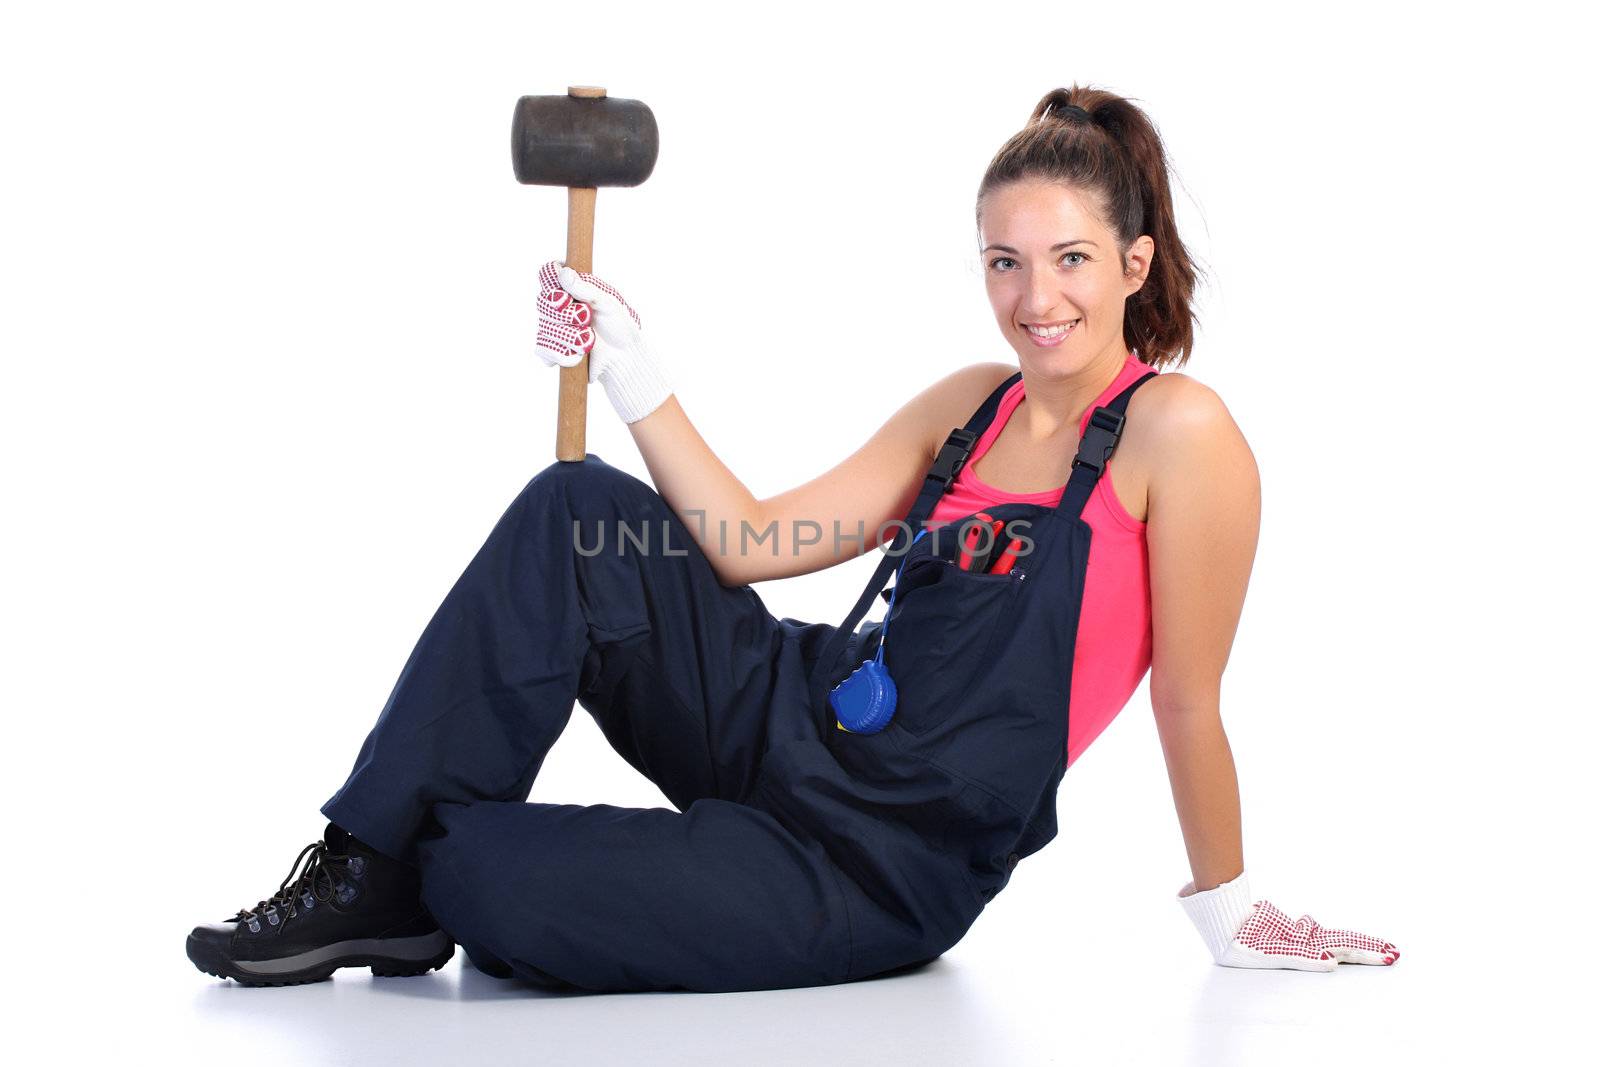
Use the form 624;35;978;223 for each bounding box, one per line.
3;1;1595;1064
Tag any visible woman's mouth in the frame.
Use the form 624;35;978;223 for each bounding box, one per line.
1022;319;1080;347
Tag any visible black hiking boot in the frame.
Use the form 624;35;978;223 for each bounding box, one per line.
186;821;455;986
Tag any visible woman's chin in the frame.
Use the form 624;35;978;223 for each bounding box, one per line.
1010;344;1086;376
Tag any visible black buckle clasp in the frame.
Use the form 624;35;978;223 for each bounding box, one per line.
1071;407;1125;475
928;427;978;488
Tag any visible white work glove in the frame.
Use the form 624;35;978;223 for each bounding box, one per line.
1177;869;1400;971
533;258;672;425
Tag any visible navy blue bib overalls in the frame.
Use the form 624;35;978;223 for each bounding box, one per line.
322;366;1157;992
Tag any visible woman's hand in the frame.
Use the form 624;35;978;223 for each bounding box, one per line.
1178;869;1400;971
533;258;673;424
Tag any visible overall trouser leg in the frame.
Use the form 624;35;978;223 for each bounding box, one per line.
320;454;855;992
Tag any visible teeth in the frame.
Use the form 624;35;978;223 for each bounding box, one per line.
1026;320;1078;337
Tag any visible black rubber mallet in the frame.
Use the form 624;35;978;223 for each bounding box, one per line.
512;86;659;461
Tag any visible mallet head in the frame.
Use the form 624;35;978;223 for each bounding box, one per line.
511;87;659;188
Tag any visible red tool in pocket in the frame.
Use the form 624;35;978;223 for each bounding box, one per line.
958;511;1027;574
958;513;1007;572
989;533;1024;574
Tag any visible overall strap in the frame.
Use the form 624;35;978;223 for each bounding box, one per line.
809;371;1022;704
1054;370;1159;520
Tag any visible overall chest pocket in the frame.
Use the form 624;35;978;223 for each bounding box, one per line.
879;558;1021;737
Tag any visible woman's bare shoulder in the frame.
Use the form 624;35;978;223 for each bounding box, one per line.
911;362;1019;457
1131;370;1258;497
1134;370;1247;447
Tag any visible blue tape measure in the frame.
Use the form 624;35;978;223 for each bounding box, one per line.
831;529;927;734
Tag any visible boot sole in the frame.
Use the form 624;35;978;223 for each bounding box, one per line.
187;930;455;986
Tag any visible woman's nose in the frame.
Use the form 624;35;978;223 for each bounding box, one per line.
1027;283;1066;316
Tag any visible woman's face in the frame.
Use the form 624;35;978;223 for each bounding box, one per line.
979;179;1153;374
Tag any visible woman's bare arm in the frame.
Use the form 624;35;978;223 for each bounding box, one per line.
626;363;1013;587
1145;375;1262;893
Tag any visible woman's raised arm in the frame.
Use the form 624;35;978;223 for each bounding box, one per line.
629;363;1013;587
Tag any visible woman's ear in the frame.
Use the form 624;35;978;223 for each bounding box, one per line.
1124;234;1156;296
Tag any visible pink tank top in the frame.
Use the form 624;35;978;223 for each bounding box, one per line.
926;352;1155;769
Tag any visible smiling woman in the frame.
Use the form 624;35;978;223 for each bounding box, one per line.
188;82;1395;995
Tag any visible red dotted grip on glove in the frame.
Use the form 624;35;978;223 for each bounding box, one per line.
536;259;595;362
535;259;645;364
1235;900;1401;969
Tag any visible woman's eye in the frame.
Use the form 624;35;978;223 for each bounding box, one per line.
987;252;1086;272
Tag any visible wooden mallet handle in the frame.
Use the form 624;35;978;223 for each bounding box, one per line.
556;87;603;461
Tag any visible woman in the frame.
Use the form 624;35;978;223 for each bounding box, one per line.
186;85;1399;990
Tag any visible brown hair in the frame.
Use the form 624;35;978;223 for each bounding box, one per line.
976;85;1203;371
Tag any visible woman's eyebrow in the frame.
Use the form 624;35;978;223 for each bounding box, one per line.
982;239;1098;253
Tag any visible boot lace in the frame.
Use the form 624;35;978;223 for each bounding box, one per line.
234;840;366;928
